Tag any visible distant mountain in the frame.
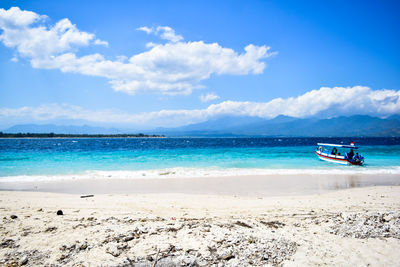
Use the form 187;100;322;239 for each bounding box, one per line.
3;114;400;137
2;124;129;135
151;115;400;137
387;114;400;121
154;115;267;133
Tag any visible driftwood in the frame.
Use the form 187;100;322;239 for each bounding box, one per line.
80;195;94;198
235;221;252;228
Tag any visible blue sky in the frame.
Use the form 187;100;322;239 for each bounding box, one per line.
0;0;399;129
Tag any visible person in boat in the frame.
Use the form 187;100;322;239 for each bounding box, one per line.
331;147;338;155
347;149;354;160
354;153;360;160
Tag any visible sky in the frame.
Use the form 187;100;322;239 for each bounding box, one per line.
0;0;399;129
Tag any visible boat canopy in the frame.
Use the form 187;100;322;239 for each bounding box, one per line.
317;143;359;149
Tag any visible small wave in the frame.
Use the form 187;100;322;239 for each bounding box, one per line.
1;166;400;183
0;157;29;161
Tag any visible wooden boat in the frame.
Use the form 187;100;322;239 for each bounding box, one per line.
315;142;364;165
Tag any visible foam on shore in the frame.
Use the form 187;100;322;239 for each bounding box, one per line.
1;166;400;183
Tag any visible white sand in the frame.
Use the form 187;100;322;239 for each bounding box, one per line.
1;185;400;266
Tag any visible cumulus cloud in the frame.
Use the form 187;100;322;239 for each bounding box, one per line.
200;93;220;102
0;8;104;60
0;6;46;27
0;7;273;95
1;86;399;127
198;86;400;119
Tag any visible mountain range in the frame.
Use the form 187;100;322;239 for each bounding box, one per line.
150;115;400;137
2;115;400;137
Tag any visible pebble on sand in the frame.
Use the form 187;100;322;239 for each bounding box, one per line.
18;255;28;265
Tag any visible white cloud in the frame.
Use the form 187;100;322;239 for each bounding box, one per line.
94;39;108;46
1;86;399;128
155;26;183;43
200;93;220;102
137;25;183;43
136;26;153;34
198;86;400;119
0;6;45;27
0;8;105;60
0;7;274;95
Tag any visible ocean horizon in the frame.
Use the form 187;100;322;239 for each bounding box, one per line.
1;137;399;182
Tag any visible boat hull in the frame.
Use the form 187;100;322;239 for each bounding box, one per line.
347;159;364;166
315;151;349;165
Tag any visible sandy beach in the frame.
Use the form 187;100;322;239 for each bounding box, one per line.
1;175;400;266
1;0;400;265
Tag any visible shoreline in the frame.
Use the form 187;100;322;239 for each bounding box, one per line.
0;136;166;139
1;173;399;196
1;186;400;266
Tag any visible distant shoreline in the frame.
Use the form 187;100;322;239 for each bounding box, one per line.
0;133;165;138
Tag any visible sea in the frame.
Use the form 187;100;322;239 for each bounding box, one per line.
0;137;400;182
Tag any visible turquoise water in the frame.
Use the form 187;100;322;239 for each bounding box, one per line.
0;137;399;180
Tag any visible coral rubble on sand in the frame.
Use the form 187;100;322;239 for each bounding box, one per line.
1;211;400;266
329;212;400;239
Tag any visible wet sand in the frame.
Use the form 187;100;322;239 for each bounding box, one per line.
1;173;399;196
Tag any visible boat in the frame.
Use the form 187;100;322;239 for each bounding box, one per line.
315;142;364;165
